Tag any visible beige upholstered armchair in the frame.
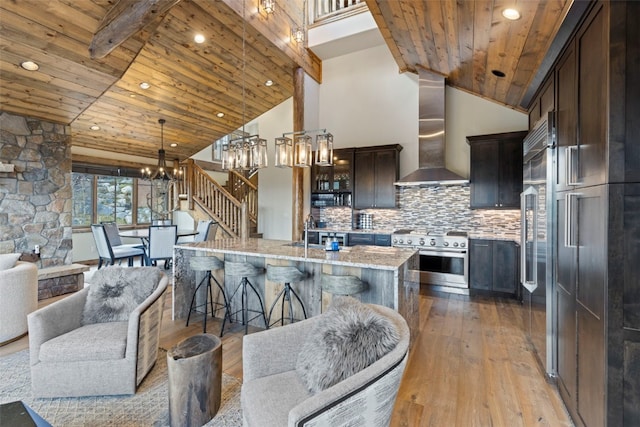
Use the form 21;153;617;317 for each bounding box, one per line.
0;258;38;345
27;266;168;397
241;300;410;427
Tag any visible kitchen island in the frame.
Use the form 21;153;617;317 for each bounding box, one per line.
173;238;420;337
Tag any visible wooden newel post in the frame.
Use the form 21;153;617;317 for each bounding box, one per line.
167;334;223;427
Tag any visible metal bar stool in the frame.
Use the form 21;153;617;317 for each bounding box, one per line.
186;256;232;336
321;274;368;296
266;265;308;327
225;261;268;334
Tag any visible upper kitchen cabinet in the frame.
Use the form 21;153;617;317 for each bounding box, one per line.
311;148;354;207
467;131;527;209
529;77;555;130
353;145;402;209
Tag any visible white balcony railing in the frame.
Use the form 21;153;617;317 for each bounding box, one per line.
313;0;365;24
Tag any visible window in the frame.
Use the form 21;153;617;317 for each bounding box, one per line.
71;172;151;228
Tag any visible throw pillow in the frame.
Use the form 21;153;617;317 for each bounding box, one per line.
295;296;400;394
0;253;21;271
82;266;162;325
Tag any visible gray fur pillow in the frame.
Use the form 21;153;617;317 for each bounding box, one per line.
82;266;162;325
295;296;400;394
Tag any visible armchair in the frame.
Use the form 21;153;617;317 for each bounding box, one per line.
0;260;38;345
241;302;410;427
27;267;168;397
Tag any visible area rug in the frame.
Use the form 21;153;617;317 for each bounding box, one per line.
0;349;242;426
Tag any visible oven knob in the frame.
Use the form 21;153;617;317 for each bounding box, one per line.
393;238;398;244
398;238;403;244
460;242;466;248
430;239;436;246
407;239;412;245
453;242;459;247
443;241;449;247
419;239;425;246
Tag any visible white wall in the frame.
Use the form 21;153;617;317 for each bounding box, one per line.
254;98;295;240
318;44;419;179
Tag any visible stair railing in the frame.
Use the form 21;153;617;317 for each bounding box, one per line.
227;170;258;228
188;161;249;238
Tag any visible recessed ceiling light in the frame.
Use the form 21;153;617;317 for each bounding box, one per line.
170;143;178;147
502;8;521;20
492;69;506;78
216;112;225;118
139;82;150;89
89;125;101;131
265;80;274;87
20;60;39;71
194;34;205;44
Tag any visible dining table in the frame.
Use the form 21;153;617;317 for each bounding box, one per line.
119;228;199;241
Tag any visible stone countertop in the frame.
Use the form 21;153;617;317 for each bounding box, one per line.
469;232;520;243
175;238;417;271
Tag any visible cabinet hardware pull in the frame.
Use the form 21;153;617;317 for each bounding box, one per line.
564;193;580;248
565;145;579;186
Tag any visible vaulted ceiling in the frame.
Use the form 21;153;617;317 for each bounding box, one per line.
0;0;572;165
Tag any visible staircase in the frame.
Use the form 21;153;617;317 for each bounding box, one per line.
172;160;258;238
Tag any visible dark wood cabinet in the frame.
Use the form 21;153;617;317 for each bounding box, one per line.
347;232;392;247
529;77;555;129
555;185;607;427
353;145;402;209
469;239;519;296
554;41;577;192
467;132;527;209
527;2;640;425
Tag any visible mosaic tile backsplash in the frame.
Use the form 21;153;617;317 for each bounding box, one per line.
318;185;521;236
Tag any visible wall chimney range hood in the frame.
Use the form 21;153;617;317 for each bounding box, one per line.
395;68;468;186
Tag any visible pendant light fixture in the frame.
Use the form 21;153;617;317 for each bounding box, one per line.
221;0;267;172
141;118;182;181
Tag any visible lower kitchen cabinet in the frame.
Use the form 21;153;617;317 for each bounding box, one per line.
348;233;392;247
469;239;519;296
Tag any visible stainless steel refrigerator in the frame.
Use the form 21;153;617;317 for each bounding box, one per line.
521;112;556;378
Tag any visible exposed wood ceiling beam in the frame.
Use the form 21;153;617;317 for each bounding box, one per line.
89;0;182;59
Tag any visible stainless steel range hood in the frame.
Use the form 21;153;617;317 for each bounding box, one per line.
395;68;468;186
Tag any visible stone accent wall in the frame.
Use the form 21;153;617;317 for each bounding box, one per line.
0;112;72;267
319;185;521;235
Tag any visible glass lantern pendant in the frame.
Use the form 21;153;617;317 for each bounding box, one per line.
315;133;333;166
294;134;312;167
252;137;268;169
275;137;293;168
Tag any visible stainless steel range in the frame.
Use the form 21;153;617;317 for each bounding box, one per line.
392;230;469;290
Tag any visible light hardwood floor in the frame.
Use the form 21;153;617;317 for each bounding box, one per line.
1;285;572;427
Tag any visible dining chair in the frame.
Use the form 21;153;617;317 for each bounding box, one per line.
148;225;178;269
194;219;213;242
91;224;146;269
101;221;146;251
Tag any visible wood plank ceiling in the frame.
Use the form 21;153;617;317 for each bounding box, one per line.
1;0;572;164
0;0;317;165
365;0;572;109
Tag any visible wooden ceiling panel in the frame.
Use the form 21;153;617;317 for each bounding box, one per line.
365;0;572;110
2;0;575;165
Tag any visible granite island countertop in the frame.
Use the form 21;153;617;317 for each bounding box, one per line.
175;238;417;270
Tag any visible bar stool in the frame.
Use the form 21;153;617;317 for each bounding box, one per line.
186;256;232;336
225;261;268;334
266;265;308;327
321;274;368;297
